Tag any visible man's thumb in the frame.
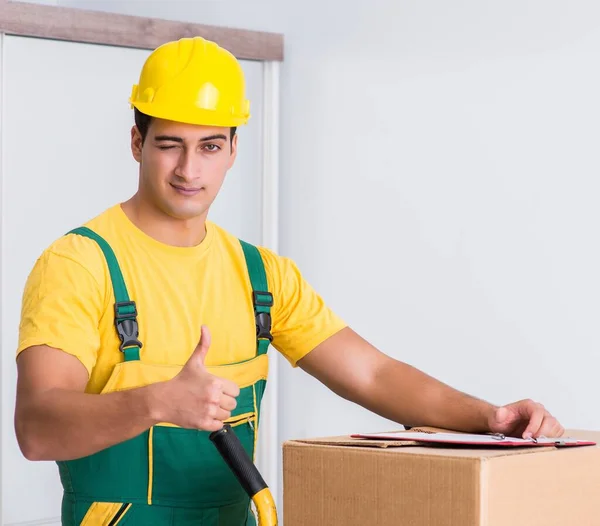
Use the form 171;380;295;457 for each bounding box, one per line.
189;325;211;367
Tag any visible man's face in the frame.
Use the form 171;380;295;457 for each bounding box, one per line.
131;117;237;221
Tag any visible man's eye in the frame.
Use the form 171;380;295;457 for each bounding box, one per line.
203;144;221;152
158;145;176;150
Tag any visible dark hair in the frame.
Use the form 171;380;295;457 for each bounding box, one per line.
134;108;237;145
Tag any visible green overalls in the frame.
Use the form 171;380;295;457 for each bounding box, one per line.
58;227;273;526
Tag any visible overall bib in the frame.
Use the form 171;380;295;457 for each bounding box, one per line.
58;227;273;526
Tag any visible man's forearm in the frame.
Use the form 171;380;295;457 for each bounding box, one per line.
15;384;164;461
358;358;497;432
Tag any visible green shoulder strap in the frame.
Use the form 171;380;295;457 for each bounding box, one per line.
67;226;142;362
239;239;273;356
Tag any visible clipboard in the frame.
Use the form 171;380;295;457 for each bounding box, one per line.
350;430;597;447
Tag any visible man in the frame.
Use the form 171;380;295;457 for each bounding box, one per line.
14;37;563;526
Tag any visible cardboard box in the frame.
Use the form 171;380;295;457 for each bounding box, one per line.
283;428;600;526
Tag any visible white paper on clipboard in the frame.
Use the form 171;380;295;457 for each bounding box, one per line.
350;431;597;447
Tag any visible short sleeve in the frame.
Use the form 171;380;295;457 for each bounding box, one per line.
262;250;347;367
17;249;104;377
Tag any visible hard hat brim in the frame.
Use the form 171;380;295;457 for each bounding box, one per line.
130;100;250;128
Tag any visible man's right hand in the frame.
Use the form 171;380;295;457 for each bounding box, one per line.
151;325;240;431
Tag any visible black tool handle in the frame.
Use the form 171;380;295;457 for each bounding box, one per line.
209;424;268;497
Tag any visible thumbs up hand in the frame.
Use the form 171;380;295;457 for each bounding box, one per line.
153;325;240;431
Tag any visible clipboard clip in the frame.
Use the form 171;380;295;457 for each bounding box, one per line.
490;433;505;440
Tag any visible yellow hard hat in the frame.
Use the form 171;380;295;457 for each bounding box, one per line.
129;37;250;127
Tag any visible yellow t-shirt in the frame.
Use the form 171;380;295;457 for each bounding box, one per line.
17;204;346;393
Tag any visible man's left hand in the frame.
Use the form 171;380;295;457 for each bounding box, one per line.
487;399;564;439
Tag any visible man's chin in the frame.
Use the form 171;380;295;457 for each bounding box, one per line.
161;202;209;222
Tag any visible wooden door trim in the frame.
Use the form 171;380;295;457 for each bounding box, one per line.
0;1;283;61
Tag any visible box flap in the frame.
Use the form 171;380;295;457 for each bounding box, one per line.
291;426;452;448
292;434;418;448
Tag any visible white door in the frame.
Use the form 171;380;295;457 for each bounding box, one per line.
1;34;265;525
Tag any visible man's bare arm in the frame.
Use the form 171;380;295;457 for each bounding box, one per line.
15;327;240;461
298;327;563;438
15;345;163;461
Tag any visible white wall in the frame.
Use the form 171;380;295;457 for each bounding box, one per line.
47;0;600;512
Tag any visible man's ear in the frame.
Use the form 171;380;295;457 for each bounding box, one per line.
131;126;143;162
228;133;238;169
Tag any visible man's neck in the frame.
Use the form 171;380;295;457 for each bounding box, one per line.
121;196;207;248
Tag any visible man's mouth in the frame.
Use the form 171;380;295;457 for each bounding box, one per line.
170;183;203;196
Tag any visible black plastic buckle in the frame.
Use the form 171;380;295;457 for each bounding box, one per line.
114;300;137;319
253;291;273;307
114;301;143;351
256;312;273;342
